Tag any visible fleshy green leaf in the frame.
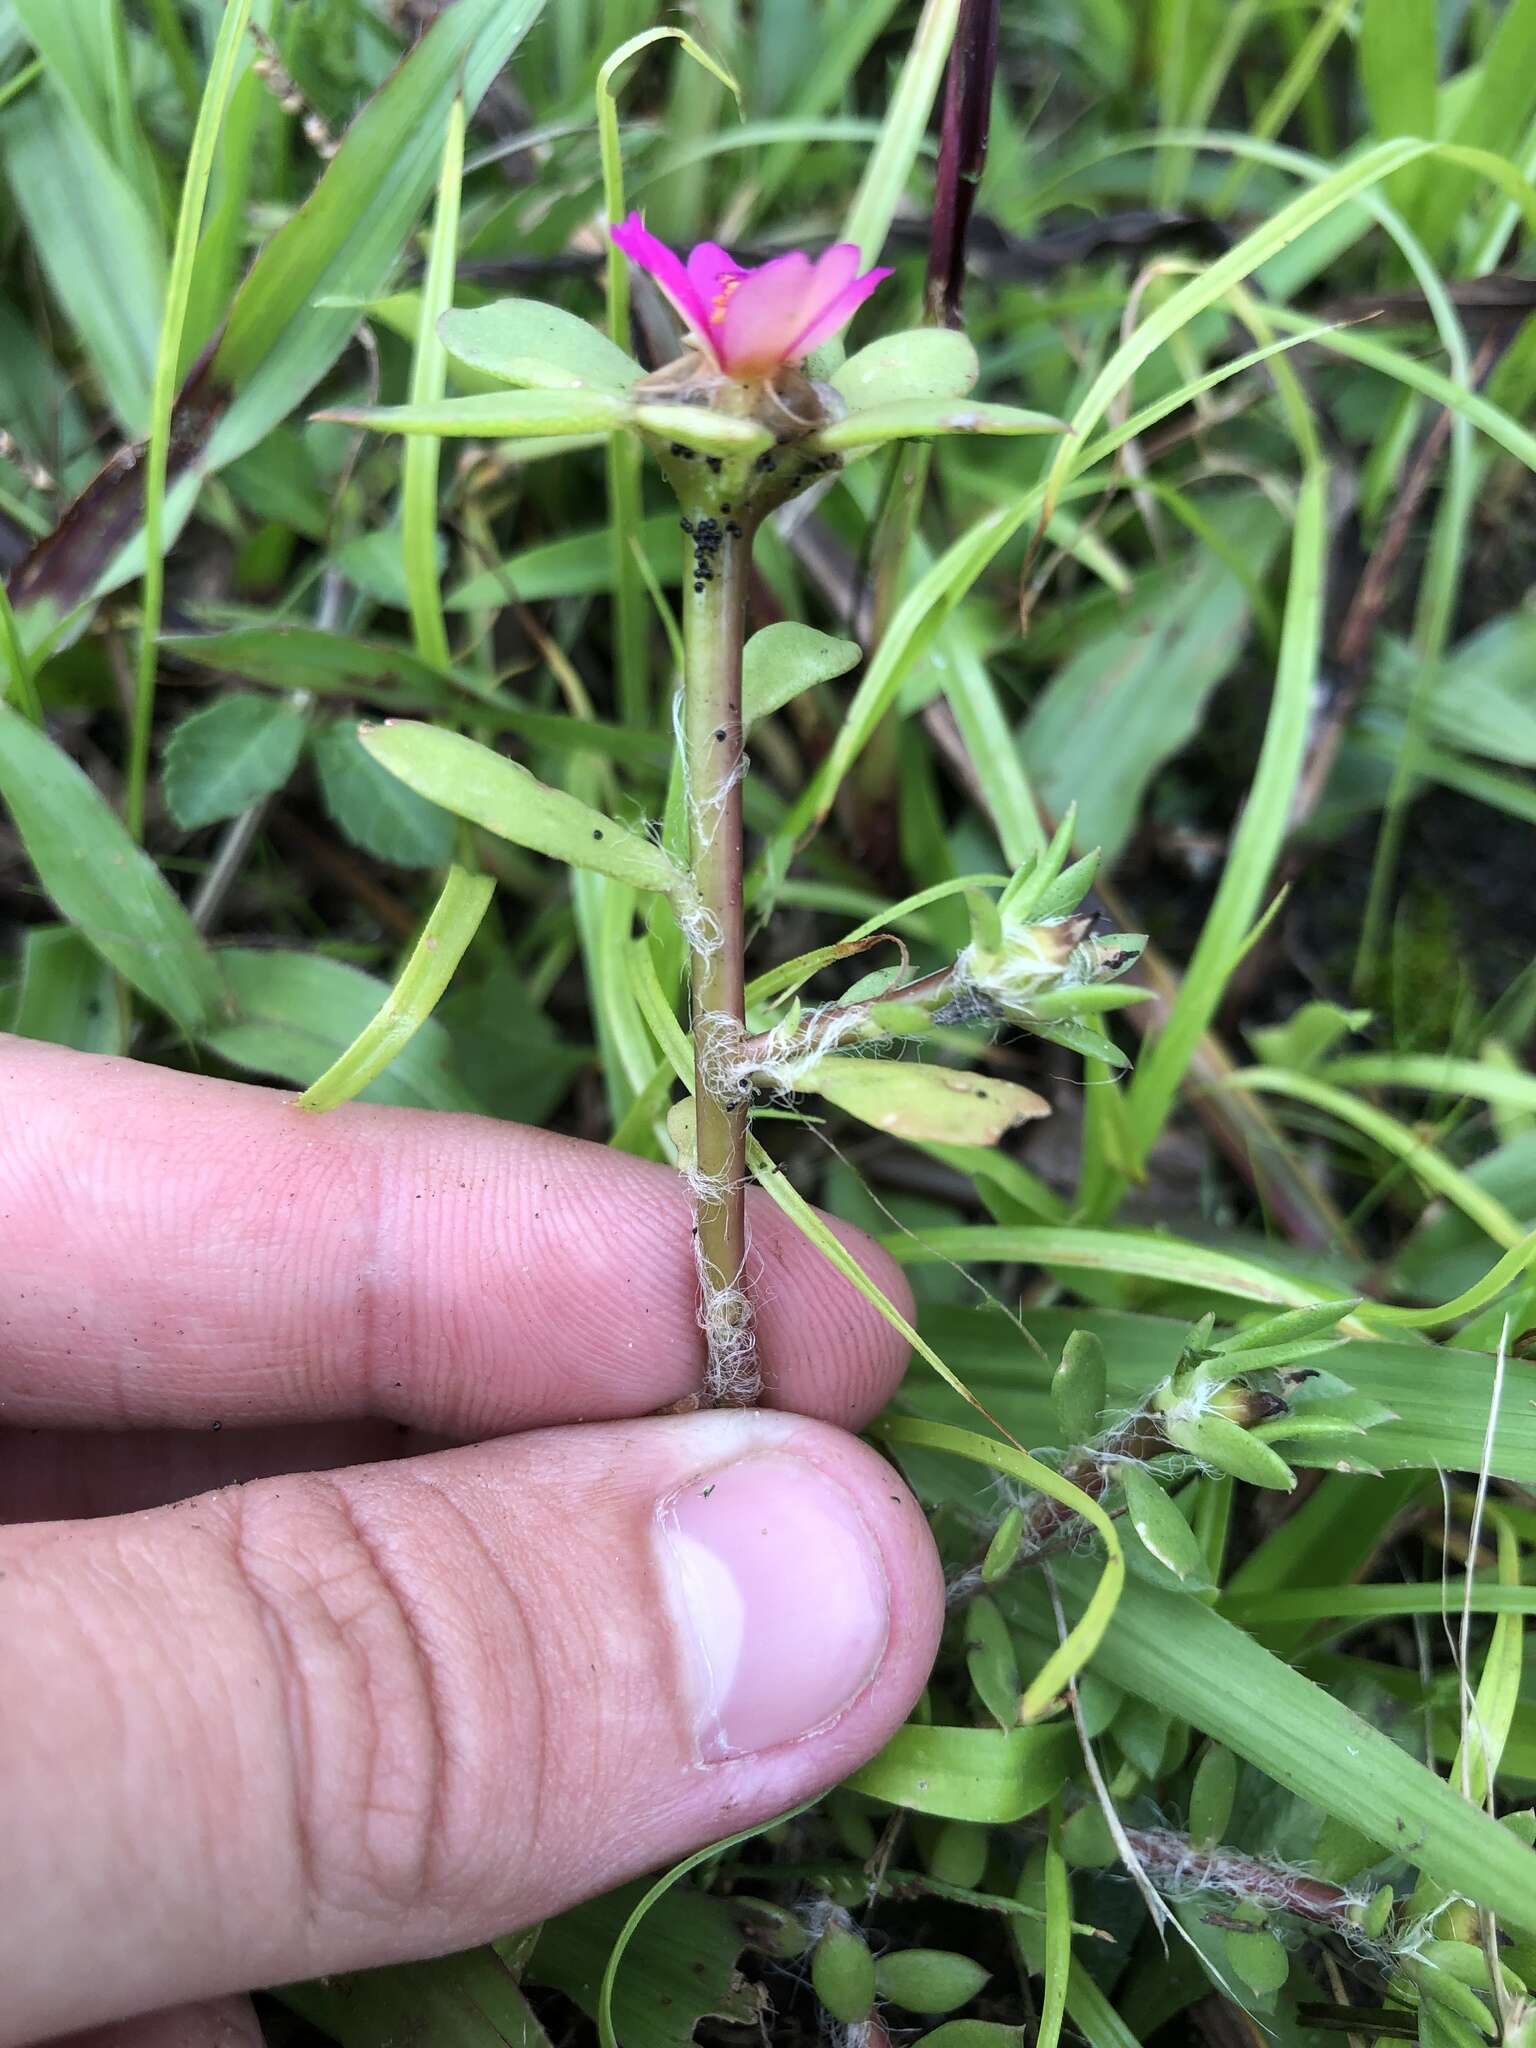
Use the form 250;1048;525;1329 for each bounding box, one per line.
874;1950;991;2016
812;1919;875;2024
964;1594;1021;1730
831;328;979;409
1052;1330;1107;1445
811;398;1066;452
1119;1462;1212;1584
0;704;223;1033
631;401;775;455
312;717;456;869
360;721;681;893
437;298;641;392
742;621;861;728
1163;1409;1297;1491
316;389;631;438
162;692;307;829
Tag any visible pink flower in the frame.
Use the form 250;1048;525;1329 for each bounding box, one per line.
610;212;892;377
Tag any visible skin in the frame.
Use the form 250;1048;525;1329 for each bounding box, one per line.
0;1037;945;2048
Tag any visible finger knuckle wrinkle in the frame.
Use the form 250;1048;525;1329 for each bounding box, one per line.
227;1478;455;1923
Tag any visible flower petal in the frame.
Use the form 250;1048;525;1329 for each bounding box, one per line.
715;251;817;375
610;212;719;364
790;265;893;358
686;240;746;308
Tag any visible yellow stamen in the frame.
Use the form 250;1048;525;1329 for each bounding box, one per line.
709;273;742;325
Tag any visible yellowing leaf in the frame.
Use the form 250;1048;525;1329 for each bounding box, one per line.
800;1056;1049;1145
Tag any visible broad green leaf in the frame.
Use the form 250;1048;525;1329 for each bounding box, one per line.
312;719;456;870
964;1594;1022;1730
1118;1464;1211;1584
1023;501;1282;865
1;86;165;434
360;722;681;893
318;390;631;439
1013;1559;1536;1935
1246;1000;1371;1072
165;624;462;710
298;867;496;1112
10;0;547;642
203;949;475;1111
279;1947;552;2048
531;1880;759;2048
438;300;641;393
210;0;543;423
742;621;862;728
445;516;679;612
1224;1926;1290;1996
811;398;1065;452
0;705;222;1033
1188;1744;1238;1847
7;925;125;1054
831;328;979;409
846;1723;1078;1822
1376;619;1536;771
799;1056;1049;1145
161;693;307;830
1052;1330;1107;1445
439;963;590;1127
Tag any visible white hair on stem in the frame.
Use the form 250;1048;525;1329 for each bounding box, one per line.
694;1231;759;1405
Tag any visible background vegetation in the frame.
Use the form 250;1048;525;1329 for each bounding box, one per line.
3;0;1536;2042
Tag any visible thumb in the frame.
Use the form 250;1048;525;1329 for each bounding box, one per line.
3;1412;943;2044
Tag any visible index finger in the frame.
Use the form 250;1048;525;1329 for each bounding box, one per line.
0;1037;912;1434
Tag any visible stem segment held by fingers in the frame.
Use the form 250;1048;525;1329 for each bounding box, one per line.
680;505;757;1405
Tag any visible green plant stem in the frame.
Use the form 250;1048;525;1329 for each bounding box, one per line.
128;0;257;842
681;515;754;1402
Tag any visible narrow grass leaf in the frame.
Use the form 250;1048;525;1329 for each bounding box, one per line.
402;99;464;672
298;867;495;1113
1025;1558;1536;1934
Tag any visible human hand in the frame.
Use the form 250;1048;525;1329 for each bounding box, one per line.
0;1037;944;2048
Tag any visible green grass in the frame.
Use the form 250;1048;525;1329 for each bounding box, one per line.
3;2;1536;2043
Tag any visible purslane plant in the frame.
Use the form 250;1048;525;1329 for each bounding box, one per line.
321;218;1146;1405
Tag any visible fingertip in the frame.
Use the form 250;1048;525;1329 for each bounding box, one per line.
749;1197;915;1427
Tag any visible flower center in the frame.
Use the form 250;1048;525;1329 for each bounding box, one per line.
708;274;743;326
